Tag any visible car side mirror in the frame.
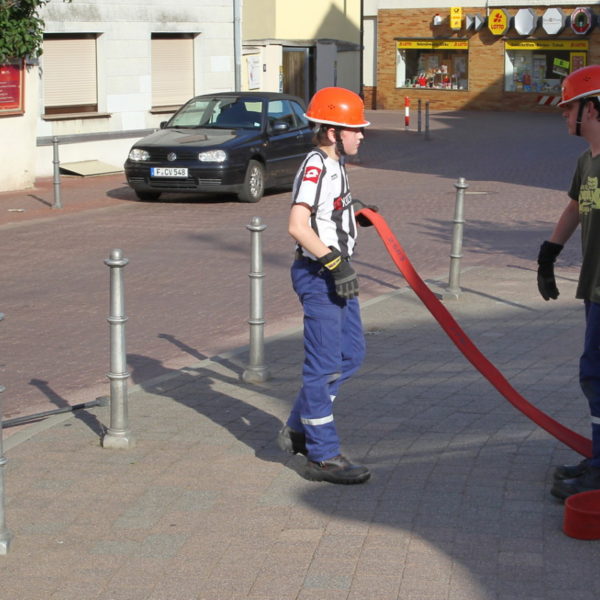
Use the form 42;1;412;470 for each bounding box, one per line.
159;121;168;129
271;121;290;133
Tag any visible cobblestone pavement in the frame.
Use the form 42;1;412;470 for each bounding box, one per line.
1;109;599;599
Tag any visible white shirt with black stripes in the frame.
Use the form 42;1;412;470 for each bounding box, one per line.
292;149;357;260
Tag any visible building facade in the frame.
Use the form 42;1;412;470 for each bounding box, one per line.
0;0;236;191
241;0;362;104
364;1;600;112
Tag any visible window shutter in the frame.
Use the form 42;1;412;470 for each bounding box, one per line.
43;36;97;108
152;36;194;107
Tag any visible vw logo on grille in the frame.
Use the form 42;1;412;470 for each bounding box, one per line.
167;152;177;161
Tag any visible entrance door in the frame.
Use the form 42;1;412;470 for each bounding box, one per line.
282;47;314;104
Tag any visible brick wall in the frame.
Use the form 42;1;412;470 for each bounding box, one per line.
376;6;600;112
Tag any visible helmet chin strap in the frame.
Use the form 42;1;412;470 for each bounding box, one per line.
576;99;587;137
334;128;345;159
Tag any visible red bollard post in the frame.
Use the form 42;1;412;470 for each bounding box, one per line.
404;96;410;130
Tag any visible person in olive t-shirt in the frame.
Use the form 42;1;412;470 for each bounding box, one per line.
536;65;600;500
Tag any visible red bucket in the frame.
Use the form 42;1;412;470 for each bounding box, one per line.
563;490;600;540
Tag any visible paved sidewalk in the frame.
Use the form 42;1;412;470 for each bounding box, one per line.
2;260;600;600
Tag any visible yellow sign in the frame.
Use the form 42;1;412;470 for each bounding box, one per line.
505;40;589;51
450;7;462;31
396;40;469;50
488;8;509;36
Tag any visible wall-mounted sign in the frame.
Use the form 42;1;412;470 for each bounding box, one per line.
396;40;469;50
473;14;485;32
488;8;510;36
542;7;567;36
571;7;594;36
505;39;588;52
450;7;462;31
0;62;25;116
514;8;537;36
465;14;485;31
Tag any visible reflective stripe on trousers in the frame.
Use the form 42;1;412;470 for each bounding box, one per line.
286;258;365;462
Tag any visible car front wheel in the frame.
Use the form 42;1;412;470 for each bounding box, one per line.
238;160;265;203
135;191;162;202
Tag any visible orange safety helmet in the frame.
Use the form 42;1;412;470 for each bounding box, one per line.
304;87;370;128
559;65;600;106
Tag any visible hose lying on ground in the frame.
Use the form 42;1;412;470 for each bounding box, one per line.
356;207;592;458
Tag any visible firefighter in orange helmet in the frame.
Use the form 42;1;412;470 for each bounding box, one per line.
537;65;600;499
277;87;373;484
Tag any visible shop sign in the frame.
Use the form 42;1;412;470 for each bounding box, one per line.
542;7;566;36
396;40;469;50
505;39;588;51
450;7;462;31
488;8;510;36
473;14;485;32
570;7;594;36
514;8;537;36
465;14;485;31
0;62;25;116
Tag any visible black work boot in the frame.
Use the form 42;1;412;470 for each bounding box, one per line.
553;458;590;481
551;465;600;500
304;455;370;484
277;425;308;456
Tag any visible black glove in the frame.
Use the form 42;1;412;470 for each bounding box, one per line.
352;198;378;227
318;247;359;299
537;240;563;301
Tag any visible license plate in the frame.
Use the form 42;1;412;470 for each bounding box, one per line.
151;167;188;177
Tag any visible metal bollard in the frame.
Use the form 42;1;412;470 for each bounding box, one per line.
0;314;12;554
102;250;135;449
443;177;469;301
242;217;270;383
417;99;422;133
52;137;62;209
424;101;431;141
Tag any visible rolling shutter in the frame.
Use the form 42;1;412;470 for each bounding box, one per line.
43;35;97;111
152;35;194;107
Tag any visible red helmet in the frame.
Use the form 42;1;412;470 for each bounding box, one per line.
559;65;600;106
305;87;370;128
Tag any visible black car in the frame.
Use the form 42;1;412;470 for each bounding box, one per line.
124;92;314;203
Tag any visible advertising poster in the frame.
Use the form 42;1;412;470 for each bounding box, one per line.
0;62;25;116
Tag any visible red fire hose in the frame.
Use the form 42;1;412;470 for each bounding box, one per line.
356;207;592;457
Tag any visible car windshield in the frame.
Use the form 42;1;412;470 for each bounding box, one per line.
168;98;263;129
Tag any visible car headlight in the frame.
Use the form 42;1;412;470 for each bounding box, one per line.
198;150;227;162
128;148;150;162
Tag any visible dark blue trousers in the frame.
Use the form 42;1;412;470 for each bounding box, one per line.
581;300;600;467
286;258;365;462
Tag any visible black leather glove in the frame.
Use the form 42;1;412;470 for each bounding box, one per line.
352;198;378;227
537;240;563;301
318;247;359;299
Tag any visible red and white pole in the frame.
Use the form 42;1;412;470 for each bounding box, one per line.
404;96;410;130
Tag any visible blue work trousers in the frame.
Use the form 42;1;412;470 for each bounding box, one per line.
287;258;366;462
580;300;600;467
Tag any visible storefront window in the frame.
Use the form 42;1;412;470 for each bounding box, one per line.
504;40;588;94
396;40;469;90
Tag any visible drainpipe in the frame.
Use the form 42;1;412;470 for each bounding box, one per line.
234;0;242;91
359;0;364;96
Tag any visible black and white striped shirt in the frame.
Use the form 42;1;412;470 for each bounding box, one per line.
292;149;357;259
